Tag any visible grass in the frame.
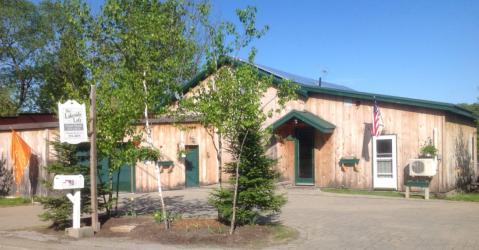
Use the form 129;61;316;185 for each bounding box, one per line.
0;197;31;207
269;225;299;241
322;188;479;202
321;188;435;199
251;225;299;248
443;193;479;202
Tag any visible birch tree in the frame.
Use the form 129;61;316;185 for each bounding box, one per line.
62;0;208;224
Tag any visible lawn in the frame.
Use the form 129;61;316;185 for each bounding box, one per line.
321;188;479;202
320;188;434;199
0;197;31;207
443;193;479;202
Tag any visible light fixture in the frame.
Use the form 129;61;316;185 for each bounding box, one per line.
190;136;195;143
293;118;298;124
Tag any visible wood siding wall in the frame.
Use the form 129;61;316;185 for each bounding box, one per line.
134;122;225;193
443;113;477;191
0;123;224;196
1;81;476;196
0;129;55;197
264;89;462;192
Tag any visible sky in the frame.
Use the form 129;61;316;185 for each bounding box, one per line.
215;0;479;105
31;0;479;105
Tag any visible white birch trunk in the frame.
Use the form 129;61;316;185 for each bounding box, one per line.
143;70;168;229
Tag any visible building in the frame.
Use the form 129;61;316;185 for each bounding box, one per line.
0;60;477;196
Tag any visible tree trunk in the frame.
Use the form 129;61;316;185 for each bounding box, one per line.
108;173;113;218
229;130;249;234
115;165;121;215
229;159;241;234
143;70;168;229
217;132;222;187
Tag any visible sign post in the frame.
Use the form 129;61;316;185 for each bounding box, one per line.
58;91;99;233
89;85;99;232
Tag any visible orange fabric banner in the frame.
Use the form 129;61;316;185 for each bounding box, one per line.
10;128;31;185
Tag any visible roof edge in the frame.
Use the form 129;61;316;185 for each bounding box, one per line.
301;85;479;120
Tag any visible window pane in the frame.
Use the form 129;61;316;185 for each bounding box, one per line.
377;139;392;158
298;131;313;179
377;159;392;173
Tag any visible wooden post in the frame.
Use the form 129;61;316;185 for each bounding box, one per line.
90;85;99;232
405;186;410;199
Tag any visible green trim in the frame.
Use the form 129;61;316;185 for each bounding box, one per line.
339;159;360;164
157;161;174;166
270;109;335;133
406;182;430;188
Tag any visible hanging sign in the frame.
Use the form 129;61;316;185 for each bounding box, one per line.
58;100;88;144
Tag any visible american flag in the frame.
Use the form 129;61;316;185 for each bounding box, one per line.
371;98;381;136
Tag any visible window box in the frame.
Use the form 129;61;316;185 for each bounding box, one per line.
339;159;360;164
157;161;174;166
406;182;429;188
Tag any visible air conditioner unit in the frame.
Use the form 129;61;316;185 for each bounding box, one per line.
409;159;437;177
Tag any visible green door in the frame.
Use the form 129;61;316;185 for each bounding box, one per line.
185;146;199;188
295;128;315;185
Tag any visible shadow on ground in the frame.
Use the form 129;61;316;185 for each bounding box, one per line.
116;194;217;218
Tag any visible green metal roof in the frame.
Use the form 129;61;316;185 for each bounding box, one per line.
153;58;478;121
270;110;336;133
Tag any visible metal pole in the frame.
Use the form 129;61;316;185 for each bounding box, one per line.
90;85;99;232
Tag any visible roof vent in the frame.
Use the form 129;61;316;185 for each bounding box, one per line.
319;77;322;87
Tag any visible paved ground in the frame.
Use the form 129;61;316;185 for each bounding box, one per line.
0;204;51;230
1;188;479;249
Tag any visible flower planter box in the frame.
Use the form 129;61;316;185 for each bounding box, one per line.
339;159;360;164
157;161;174;166
406;182;430;188
339;159;360;172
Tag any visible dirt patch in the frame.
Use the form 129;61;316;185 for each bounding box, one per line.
17;216;297;248
94;216;294;248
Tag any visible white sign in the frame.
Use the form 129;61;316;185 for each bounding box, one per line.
58;100;88;144
53;175;85;190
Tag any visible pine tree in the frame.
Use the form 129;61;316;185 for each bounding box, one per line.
208;126;287;225
37;135;111;229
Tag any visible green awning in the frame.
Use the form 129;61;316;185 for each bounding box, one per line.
269;110;336;133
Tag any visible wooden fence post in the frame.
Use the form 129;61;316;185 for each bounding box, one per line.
90;85;99;232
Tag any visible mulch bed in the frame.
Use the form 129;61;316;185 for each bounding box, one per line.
95;216;278;248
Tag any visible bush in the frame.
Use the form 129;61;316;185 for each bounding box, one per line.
208;127;287;225
37;136;111;229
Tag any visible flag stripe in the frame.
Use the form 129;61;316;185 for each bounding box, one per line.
371;99;381;137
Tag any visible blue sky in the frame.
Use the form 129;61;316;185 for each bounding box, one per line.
216;0;479;105
32;0;479;105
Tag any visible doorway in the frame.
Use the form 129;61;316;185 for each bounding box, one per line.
295;128;315;185
372;135;398;190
